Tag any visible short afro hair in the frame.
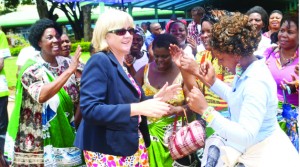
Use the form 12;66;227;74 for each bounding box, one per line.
28;18;62;51
152;34;179;50
246;6;269;33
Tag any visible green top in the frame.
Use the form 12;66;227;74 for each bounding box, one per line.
0;30;11;58
0;31;10;96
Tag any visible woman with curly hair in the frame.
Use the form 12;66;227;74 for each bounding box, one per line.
195;13;235;166
172;12;299;166
4;19;84;166
169;12;234;167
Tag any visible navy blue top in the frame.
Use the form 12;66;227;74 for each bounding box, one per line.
74;51;150;156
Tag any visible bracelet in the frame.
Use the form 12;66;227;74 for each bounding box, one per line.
201;106;215;123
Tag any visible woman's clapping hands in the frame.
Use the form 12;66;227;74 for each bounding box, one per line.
198;61;216;88
169;44;199;76
154;82;182;102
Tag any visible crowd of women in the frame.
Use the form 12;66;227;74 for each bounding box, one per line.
0;4;299;167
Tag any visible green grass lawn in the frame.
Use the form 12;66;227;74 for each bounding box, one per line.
4;52;91;92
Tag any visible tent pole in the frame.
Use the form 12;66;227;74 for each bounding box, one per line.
128;2;133;16
155;3;158;20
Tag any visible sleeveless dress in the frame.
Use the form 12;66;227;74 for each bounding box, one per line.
142;64;186;167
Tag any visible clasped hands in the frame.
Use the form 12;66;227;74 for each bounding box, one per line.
136;82;182;118
169;44;217;115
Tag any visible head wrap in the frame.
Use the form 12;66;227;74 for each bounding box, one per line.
134;26;145;41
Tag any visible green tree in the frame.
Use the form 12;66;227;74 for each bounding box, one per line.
36;0;49;18
4;0;19;10
82;4;92;41
35;0;85;41
1;0;91;41
21;0;35;5
47;1;84;40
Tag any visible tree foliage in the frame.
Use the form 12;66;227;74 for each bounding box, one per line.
21;0;35;5
1;0;32;14
46;0;84;40
1;0;91;41
4;0;19;11
35;0;85;40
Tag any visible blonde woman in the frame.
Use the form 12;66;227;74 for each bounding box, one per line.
74;9;181;166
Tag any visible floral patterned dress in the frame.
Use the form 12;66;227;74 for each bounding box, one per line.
12;55;82;166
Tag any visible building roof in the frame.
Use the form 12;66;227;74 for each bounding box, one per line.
131;0;204;10
1;0;296;28
0;4;185;28
91;0;204;10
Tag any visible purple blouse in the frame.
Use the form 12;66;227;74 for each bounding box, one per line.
264;47;299;106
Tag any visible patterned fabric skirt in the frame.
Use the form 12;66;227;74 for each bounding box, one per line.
83;131;149;167
147;116;179;167
12;152;43;167
277;102;299;152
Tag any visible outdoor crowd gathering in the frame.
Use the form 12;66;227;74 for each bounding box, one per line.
0;1;299;167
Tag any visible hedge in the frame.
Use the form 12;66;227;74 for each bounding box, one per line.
71;41;91;53
9;41;91;57
10;46;25;57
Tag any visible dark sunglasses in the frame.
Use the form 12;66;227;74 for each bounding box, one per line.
108;28;135;36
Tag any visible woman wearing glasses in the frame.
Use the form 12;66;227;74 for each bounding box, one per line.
74;9;181;166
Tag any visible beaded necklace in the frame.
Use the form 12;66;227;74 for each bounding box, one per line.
235;63;243;78
280;49;298;67
274;48;299;69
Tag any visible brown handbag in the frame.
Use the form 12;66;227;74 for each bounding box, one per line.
168;108;206;160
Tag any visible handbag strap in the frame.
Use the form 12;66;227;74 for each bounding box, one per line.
182;108;189;125
172;115;178;135
172;108;189;135
282;89;288;104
